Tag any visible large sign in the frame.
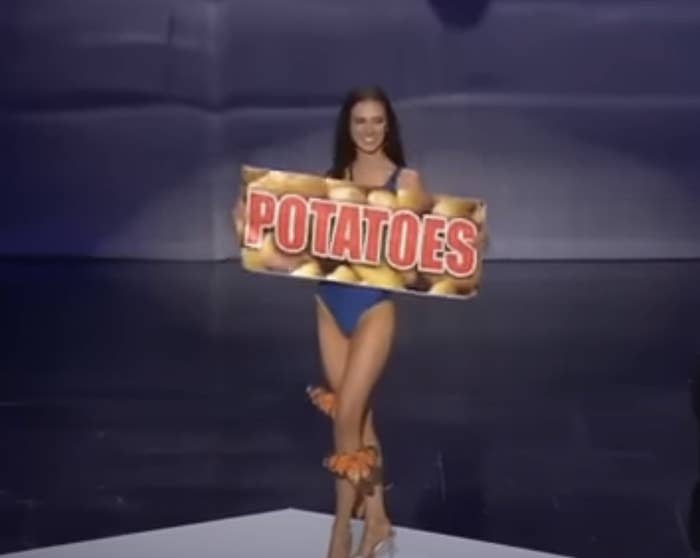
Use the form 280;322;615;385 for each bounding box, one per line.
235;165;487;299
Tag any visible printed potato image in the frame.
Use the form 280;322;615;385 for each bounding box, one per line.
236;165;486;301
245;167;328;199
471;203;487;226
241;232;281;270
367;189;397;209
242;232;306;272
396;188;426;212
328;185;367;204
291;260;323;278
431;195;480;218
326;177;357;189
241;247;266;271
429;279;458;295
241;165;270;185
456;266;482;292
327;265;359;283
426;261;482;293
401;269;418;287
258;233;284;269
352;264;405;289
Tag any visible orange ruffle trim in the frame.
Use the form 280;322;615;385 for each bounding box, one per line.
323;446;379;485
306;385;336;418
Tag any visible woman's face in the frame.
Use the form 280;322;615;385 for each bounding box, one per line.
349;99;388;155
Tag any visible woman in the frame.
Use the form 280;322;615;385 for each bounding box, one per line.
306;87;431;558
234;86;431;558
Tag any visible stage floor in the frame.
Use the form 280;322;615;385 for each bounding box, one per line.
1;259;699;557
1;508;570;558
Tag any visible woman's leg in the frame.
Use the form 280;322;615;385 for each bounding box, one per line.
315;297;394;557
357;410;391;529
314;298;387;520
316;297;354;558
333;300;395;555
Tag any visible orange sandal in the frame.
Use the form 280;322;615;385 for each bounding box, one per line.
306;385;336;418
323;446;379;486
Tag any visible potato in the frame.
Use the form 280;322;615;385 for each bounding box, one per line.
328;185;366;204
432;195;479;218
327;265;359;283
367;189;397;209
291;260;323;278
352;263;404;289
429;279;458;295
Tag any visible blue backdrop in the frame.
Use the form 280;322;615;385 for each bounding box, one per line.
2;0;699;260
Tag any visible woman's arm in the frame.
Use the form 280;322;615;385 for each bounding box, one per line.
397;168;434;212
232;193;246;241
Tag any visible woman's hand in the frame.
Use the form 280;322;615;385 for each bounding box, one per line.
233;191;311;273
475;224;489;253
397;168;434;212
232;193;246;242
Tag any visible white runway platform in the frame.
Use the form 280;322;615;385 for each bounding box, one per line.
1;508;572;558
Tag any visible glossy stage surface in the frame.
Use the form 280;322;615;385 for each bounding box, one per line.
2;508;571;558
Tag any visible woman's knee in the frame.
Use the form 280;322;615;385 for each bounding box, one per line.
335;391;363;426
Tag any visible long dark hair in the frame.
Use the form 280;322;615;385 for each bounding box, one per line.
327;86;407;179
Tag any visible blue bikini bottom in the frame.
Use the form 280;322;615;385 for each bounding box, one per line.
316;281;391;336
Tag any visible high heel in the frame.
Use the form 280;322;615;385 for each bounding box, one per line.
351;529;396;558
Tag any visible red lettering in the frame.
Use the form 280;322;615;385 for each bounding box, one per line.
362;207;391;265
245;190;276;248
244;190;480;284
329;203;363;262
309;199;336;258
276;194;308;253
445;218;477;277
419;215;446;274
386;210;420;270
